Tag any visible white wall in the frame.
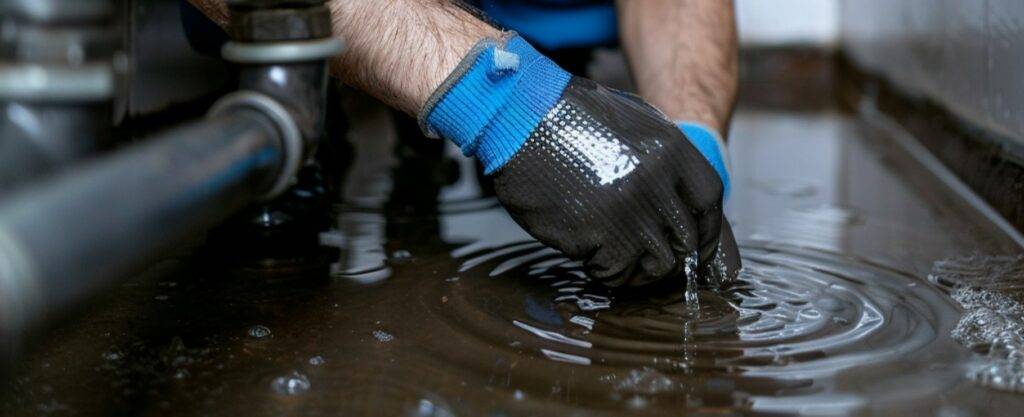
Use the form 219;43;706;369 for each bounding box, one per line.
736;0;840;47
841;0;1024;147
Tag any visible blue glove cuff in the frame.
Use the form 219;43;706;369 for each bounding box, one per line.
677;122;731;200
419;34;571;174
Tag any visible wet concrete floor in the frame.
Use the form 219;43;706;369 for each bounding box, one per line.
2;103;1023;416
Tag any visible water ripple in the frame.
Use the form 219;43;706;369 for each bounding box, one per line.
418;242;966;414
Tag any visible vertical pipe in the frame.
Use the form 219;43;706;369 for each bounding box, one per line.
0;0;118;191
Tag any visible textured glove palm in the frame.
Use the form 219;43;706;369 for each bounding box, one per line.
421;34;740;287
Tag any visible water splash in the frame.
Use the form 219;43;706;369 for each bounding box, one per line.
683;252;700;315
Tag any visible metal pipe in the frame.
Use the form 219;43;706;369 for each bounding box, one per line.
0;0;118;192
0;107;284;357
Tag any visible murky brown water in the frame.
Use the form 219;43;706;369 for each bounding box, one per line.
2;107;1023;416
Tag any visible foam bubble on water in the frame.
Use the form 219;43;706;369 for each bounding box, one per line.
308;356;325;366
951;308;1020;349
373;330;394;343
101;348;122;361
247;325;272;339
270;371;310;395
412;398;457;417
935;255;1024;393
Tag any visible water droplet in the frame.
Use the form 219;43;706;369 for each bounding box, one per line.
270;371;310;395
308;356;325;366
389;250;413;264
248;325;272;339
513;389;525;400
101;349;122;361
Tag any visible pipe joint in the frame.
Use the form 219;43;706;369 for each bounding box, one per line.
209;91;303;200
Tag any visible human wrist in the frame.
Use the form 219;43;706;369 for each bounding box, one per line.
677;121;731;199
418;34;571;174
324;0;501;114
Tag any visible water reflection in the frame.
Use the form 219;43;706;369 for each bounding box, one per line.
414;238;962;414
4;110;1024;416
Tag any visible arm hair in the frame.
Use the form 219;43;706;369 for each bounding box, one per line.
188;0;501;115
616;0;738;135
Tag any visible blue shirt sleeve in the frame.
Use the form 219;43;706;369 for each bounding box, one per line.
478;0;618;50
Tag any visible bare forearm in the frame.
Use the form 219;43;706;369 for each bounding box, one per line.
188;0;500;115
616;0;738;134
326;1;499;114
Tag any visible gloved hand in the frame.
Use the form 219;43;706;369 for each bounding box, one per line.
676;122;731;201
419;34;740;287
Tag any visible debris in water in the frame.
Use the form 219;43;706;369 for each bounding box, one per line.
270;371;311;395
373;330;394;343
248;325;272;339
308;356;325;366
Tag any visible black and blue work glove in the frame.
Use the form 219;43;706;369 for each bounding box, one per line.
419;34;740;287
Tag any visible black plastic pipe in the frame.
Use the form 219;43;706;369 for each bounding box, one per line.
0;108;284;357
